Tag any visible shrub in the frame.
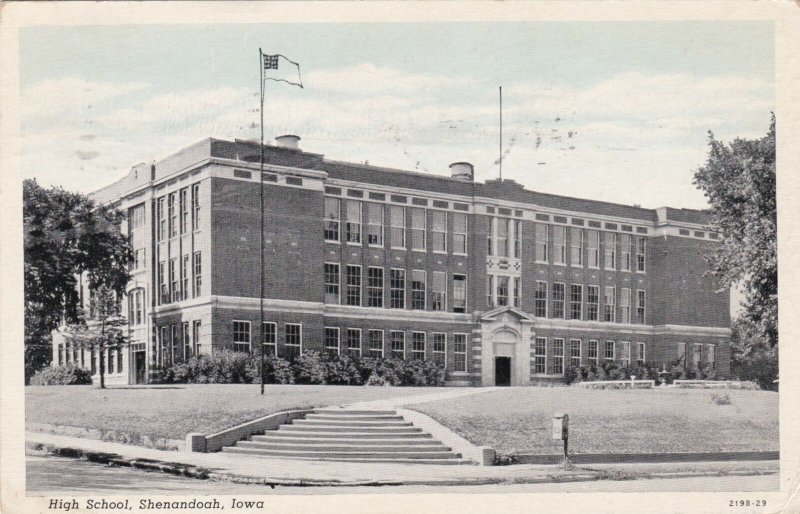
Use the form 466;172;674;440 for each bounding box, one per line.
30;364;92;386
733;348;777;391
711;392;732;405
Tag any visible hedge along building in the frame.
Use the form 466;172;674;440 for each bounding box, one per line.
51;136;731;386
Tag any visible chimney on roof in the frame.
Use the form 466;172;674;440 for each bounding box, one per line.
449;162;474;182
275;134;301;150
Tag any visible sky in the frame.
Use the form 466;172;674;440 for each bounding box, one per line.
19;21;774;210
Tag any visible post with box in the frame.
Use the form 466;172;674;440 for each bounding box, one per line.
552;412;569;464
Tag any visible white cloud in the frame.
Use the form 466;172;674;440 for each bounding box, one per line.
21;77;150;120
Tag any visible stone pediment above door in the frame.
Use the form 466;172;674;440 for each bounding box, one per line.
479;306;535;325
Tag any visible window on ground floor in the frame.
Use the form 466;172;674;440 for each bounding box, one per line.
368;330;384;358
452;334;468;372
432;333;446;368
324;327;340;354
636;342;646;366
345;328;361;357
533;337;546;374
588;340;599;367
620;341;631;367
707;344;716;369
233;320;251;353
262;322;277;356
390;331;405;359
604;340;615;361
411;332;426;360
285;324;302;359
570;339;581;368
552;338;564;375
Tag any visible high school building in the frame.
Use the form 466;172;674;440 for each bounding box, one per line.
52;135;731;385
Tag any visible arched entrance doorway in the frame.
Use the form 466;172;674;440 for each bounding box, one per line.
478;306;535;386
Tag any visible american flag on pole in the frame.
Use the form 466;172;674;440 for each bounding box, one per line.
261;53;303;88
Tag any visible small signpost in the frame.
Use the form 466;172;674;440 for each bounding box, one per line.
552;412;569;465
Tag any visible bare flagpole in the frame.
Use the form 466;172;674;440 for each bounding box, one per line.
259;48;266;395
499;86;503;181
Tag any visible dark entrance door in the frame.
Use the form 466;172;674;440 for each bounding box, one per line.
495;356;511;386
134;351;146;384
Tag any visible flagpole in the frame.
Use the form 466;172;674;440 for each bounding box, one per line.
499;86;503;181
259;48;266;395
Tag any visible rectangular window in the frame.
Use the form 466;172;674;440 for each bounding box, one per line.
570;339;581;368
169;258;178;302
486;275;494;307
368;330;384;358
707;344;716;369
345;265;361;306
324;327;340;354
453;213;467;254
180;188;189;234
604;341;615;361
192;183;200;231
181;255;189;300
552;338;564;375
534;281;548;317
432;211;447;252
366;267;384;308
637;237;647;272
637;342;646;367
390;331;405;359
193;320;202;355
533;337;547;374
693;343;702;369
411;332;426;360
621;288;631;324
432;333;446;367
390;205;405;249
432;271;446;311
453;274;467;313
345;200;361;244
513;277;521;308
588;340;599;367
621;341;631;367
324;263;340;304
233;320;251;353
677;342;687;365
588;230;599;268
621;234;632;271
487;217;494;256
453;334;468;372
496;218;509;257
345;328;362;357
285;324;302;358
636;290;646;324
411;270;426;310
570;228;584;266
586;285;599;321
182;321;190;359
324;197;340;242
553;225;566;264
168;192;177;238
157;197;166;241
108;348;114;374
535;223;548;262
496;276;509;307
157;261;166;304
604;232;617;270
604;286;616;322
193;251;202;297
551;282;565;319
367;203;384;246
513;220;521;258
569;284;583;320
390;269;406;309
411;208;426;251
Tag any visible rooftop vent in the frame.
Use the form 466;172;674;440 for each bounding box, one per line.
275;135;301;150
449;162;474;182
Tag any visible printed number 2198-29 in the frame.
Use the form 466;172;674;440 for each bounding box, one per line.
729;500;766;507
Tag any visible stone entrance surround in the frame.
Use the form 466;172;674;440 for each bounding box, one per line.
478;307;536;386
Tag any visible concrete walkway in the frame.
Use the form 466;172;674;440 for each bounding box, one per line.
343;386;500;410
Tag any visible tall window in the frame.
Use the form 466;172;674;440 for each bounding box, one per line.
193;320;202;355
191;183;200;231
513;277;521;308
346;328;361;357
586;285;599;321
324;263;340;304
564;284;581;320
533;337;547;374
707;344;716;369
411;208;426;251
324;327;339;354
604;286;616;322
432;211;446;252
496;276;509;307
453;213;467;254
604;232;617;270
324;197;340;242
588;230;599;268
182;322;191;359
620;341;631;367
604;341;615;361
233;321;251;353
552;338;564;374
285;324;302;358
390;331;405;359
432;271;446;311
637;342;646;366
513;220;521;258
390;269;405;309
636;237;647;272
551;282;565;318
411;332;426;360
157;197;166;241
345;200;361;244
554;225;566;264
158;261;167;304
692;343;702;369
453;334;468;372
535;223;548;262
168;192;177;238
193;252;202;297
181;255;189;300
366;267;383;307
621;234;632;271
487;217;494;256
390;206;405;249
486;276;494;307
570;339;581;367
570;228;584;266
411;270;426;310
170;258;178;302
368;330;384;358
345;265;361;306
128;289;144;326
432;333;446;367
534;281;548;317
636;290;646;324
366;203;384;246
263;322;277;356
588;340;599;367
108;348;115;374
453;274;467;313
497;218;509;257
677;342;687;365
621;288;631;324
180;188;189;234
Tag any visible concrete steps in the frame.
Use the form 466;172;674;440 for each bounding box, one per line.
222;408;471;465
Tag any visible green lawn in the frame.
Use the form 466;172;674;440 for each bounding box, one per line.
410;387;779;456
26;384;441;440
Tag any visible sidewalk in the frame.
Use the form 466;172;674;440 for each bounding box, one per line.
26;431;778;488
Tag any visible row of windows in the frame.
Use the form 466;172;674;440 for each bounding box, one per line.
533;338;647;375
58;343;123;375
486;275;521;308
156;183;201;242
529;223;647;272
157;252;202;305
324;263;468;313
156;321;202;367
677;342;717;369
324;198;468;254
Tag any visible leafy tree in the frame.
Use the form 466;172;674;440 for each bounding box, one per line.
693;116;776;352
24;179;132;382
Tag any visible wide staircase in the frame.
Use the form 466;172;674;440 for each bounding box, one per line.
222;407;470;464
